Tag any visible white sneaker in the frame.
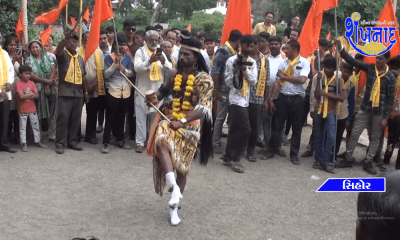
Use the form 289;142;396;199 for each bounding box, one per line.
170;206;181;226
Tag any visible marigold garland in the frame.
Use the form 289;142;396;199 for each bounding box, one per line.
172;74;195;137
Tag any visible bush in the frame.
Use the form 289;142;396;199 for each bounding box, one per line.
170;12;225;36
275;24;286;38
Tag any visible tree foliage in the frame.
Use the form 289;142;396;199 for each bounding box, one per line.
157;0;216;23
103;8;152;32
170;12;225;36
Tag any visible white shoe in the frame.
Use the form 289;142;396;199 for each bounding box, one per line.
170;206;181;226
168;185;183;208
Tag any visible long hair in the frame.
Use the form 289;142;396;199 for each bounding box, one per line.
3;35;19;53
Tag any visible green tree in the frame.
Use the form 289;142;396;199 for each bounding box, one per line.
0;0;20;36
170;12;225;36
158;0;216;23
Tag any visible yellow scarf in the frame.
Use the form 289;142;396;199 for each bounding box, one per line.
210;54;215;67
0;49;9;90
94;51;105;95
351;71;361;95
242;56;251;97
395;74;400;97
65;50;83;85
318;72;336;118
78;47;85;58
256;56;267;97
146;45;162;81
370;65;389;107
226;41;237;55
280;55;300;87
170;56;176;68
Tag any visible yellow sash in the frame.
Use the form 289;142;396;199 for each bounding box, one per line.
94;51;105;95
318;72;336;118
351;71;361;95
395;73;400;97
256;56;267;97
78;47;85;58
370;65;389;107
171;56;176;68
226;41;237;55
280;54;300;87
242;56;251;97
146;45;162;81
65;50;83;85
210;54;215;67
0;49;9;90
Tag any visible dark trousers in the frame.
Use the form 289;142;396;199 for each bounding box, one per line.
334;118;348;157
56;97;83;147
384;118;400;167
0;100;11;149
85;97;102;141
97;94;107;127
269;93;304;157
284;115;292;136
225;104;251;161
302;95;311;126
247;103;262;156
127;92;136;140
8;109;19;144
103;93;129;144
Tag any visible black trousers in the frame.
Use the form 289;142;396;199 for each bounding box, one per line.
127;92;136;140
102;93;129;144
97;94;107;127
85;97;103;141
269;93;304;157
247;103;262;156
0;100;11;149
56;97;84;147
225;104;251;161
302;95;311;126
8;109;19;144
384;118;400;167
333;117;348;158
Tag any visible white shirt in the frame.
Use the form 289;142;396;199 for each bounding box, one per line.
267;54;284;99
171;45;180;63
278;55;310;98
134;45;173;114
0;49;15;102
225;55;258;107
200;49;211;73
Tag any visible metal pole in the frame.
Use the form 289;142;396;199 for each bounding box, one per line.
317;49;323;104
333;7;340;167
78;0;83;48
20;0;28;45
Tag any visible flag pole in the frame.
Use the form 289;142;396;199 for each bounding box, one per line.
333;7;340;167
317;49;323;104
78;0;83;48
65;3;69;27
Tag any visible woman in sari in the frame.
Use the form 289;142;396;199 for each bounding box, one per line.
25;40;57;141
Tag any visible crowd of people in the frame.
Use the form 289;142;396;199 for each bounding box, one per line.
0;9;400;227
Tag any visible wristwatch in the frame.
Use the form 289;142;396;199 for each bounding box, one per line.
180;118;187;124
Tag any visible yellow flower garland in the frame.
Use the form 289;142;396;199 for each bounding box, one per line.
172;74;195;137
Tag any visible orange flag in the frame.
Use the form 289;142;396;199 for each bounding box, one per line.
85;0;113;62
376;0;400;57
15;11;24;41
314;0;338;14
40;26;54;46
83;7;90;23
33;0;69;25
220;0;252;45
326;31;331;40
69;16;77;28
186;23;192;31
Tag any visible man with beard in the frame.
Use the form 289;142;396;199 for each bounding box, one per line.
223;35;258;173
145;37;213;226
134;30;172;153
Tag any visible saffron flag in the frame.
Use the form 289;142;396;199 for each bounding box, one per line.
326;31;331;40
376;0;400;57
83;7;90;23
85;0;113;62
186;23;192;31
33;0;69;25
39;26;54;46
220;0;252;45
69;16;77;28
314;0;338;14
15;11;24;41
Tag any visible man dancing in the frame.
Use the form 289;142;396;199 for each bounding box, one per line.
146;37;213;226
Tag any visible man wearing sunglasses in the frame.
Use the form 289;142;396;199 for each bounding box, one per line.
123;19;137;57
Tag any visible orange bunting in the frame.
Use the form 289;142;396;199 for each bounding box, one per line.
83;7;90;23
326;31;331;40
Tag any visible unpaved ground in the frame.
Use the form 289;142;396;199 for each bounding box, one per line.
0;121;395;240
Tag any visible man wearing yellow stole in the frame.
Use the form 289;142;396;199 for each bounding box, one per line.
0;31;17;153
134;30;172;153
78;32;106;145
335;40;396;175
223;35;258;173
145;37;213;226
267;40;311;165
55;32;89;154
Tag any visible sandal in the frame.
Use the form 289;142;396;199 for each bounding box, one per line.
247;155;257;162
231;162;245;173
312;161;321;169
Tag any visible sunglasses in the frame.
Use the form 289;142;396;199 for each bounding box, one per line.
125;28;136;32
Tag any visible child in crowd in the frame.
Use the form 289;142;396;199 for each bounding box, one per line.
16;65;47;152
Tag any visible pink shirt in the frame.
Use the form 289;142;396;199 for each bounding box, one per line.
16;80;37;114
